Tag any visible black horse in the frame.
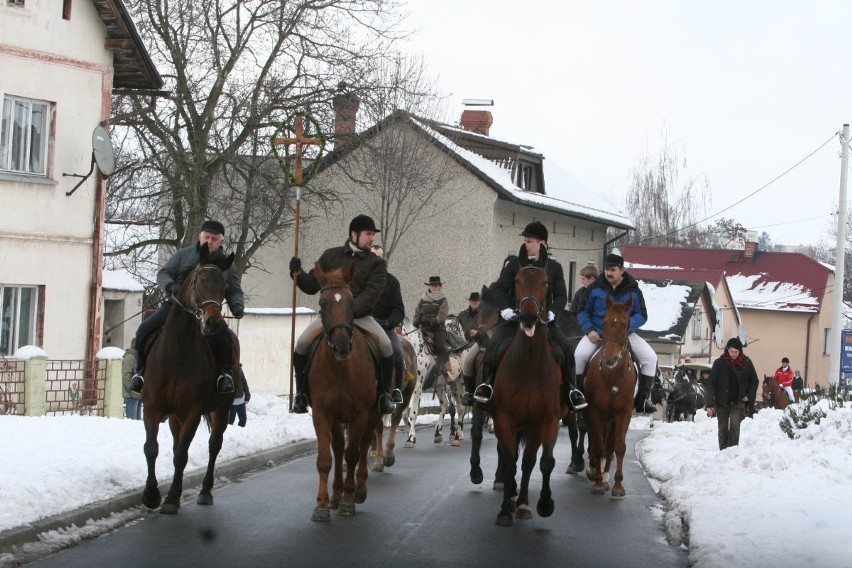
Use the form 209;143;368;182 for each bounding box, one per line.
665;367;706;422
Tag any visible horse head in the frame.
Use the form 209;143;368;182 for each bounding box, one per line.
177;243;234;336
315;262;357;361
516;245;549;337
600;296;632;369
474;284;499;347
762;375;779;405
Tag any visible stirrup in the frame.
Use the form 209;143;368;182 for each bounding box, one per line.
473;383;492;405
129;373;144;394
391;389;404;404
568;389;588;411
217;373;235;394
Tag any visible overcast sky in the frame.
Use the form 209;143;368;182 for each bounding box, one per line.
402;0;852;247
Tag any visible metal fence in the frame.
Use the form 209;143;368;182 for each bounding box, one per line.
0;358;25;415
45;359;105;416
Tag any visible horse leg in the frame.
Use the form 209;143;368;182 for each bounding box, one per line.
142;412;163;509
449;393;460;446
197;408;228;505
434;384;445;444
565;413;581;474
610;416;629;497
312;416;334;522
494;426;517;526
493;437;506;491
515;434;540;521
405;379;423;448
338;418;364;516
585;412;607;494
384;400;404;467
536;424;558;518
469;408;485;484
328;421;344;511
371;420;385;473
161;414;202;514
354;414;378;505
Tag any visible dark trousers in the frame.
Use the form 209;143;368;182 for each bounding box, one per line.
229;403;247;427
716;402;746;450
424;326;448;364
384;328;404;389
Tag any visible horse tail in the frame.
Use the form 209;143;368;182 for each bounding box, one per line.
202;413;212;432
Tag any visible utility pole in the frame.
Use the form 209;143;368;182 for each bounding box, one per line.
829;124;850;387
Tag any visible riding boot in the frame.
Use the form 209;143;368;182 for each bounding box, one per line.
378;355;396;415
391;355;404;404
128;346;145;394
216;369;235;394
473;362;494;405
292;353;310;414
461;373;475;406
563;369;588;411
635;373;657;413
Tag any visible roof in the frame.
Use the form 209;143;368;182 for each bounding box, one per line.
623;244;831;313
317;110;633;230
91;0;163;90
102;269;144;292
635;278;707;344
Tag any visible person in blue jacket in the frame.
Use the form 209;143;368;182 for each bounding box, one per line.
574;253;657;413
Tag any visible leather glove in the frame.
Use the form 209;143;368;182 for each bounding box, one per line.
501;308;518;321
377;319;390;330
169;282;181;298
289;256;301;276
547;310;556;323
429;319;440;327
231;304;244;319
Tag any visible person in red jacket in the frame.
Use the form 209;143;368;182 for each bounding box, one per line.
773;357;795;403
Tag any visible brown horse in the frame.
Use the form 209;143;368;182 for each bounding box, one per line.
489;247;564;526
141;244;237;514
371;332;417;472
309;263;382;521
762;375;789;410
583;296;638;497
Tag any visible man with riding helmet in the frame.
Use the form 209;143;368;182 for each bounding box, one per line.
129;220;244;395
288;214;396;415
466;221;587;411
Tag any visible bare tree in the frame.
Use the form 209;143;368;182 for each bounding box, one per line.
105;0;408;279
624;128;711;246
815;208;852;303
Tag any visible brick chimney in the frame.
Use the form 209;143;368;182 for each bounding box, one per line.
744;240;758;260
332;84;359;149
460;109;493;136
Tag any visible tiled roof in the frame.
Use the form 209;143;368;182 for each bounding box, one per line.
91;0;163;90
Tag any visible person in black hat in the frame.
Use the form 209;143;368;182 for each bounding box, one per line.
413;276;452;384
466;221;588;412
704;337;759;450
288;214;397;415
370;244;405;404
129;219;244;395
574;252;657;413
456;292;482;341
773;356;795;403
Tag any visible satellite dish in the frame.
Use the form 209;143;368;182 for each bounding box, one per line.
92;125;115;177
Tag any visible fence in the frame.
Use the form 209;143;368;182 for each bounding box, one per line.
45;359;105;416
0;358;25;415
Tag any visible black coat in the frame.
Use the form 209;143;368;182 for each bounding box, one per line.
705;355;759;408
373;272;405;329
157;243;244;314
490;254;568;315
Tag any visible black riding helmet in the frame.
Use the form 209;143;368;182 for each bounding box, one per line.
348;214;380;233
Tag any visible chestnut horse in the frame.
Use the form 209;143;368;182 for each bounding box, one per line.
583;297;637;497
489;247;564;526
141;244;238;514
762;375;789;410
308;263;382;521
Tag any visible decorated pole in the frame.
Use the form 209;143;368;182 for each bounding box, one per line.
271;113;325;410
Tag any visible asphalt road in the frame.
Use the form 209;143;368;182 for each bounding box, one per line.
29;426;687;568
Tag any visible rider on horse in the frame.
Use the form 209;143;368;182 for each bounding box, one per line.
289;214;397;415
464;221;587;411
413;276;453;386
129;220;244;395
574;253;656;413
369;244;405;404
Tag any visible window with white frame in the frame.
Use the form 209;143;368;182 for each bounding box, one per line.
1;95;51;176
691;309;703;340
0;285;38;356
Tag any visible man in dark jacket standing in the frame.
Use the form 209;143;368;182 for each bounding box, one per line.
289;214;396;415
705;337;759;450
468;221;587;411
370;244;405;404
129;220;244;394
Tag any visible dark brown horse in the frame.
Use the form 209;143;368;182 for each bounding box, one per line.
309;263;382;521
371;332;417;471
489;247;564;526
762;375;789;410
583;297;637;497
141;244;237;514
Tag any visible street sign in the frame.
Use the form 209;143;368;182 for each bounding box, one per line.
840;330;852;373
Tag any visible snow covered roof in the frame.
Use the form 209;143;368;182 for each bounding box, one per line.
635;279;706;343
102;270;145;292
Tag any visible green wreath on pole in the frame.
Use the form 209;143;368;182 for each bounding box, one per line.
270;112;326;186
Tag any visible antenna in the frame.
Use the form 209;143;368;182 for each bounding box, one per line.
64;125;116;196
462;98;494;107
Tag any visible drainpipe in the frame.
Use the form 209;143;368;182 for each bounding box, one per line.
805;315;814;388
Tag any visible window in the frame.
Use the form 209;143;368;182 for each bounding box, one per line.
691;310;703;340
7;0;26;6
1;95;51;175
568;261;577;295
0;285;38;356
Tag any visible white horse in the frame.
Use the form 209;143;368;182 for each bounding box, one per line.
402;316;473;448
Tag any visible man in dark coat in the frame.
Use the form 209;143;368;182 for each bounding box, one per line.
704;337;759;450
289;214;396;415
129;220;244;394
466;221;587;411
370;244;405;403
456;292;481;341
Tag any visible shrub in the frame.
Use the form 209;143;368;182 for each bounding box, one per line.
779;400;828;440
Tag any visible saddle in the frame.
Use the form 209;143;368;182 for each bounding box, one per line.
305;323;382;373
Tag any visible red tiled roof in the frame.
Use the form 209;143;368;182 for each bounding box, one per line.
623;244;831;312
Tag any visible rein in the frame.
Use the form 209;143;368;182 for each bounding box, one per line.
172;264;225;319
516;265;549;324
595;337;634;397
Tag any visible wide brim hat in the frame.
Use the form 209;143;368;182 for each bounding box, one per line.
467;292;481;301
425;276;444;285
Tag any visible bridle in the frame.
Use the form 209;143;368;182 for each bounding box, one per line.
320;283;354;348
515;265;549;324
172;264;225;319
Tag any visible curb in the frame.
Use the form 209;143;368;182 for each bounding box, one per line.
0;439;318;556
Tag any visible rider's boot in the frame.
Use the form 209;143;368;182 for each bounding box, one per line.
473;362;494;406
216;369;236;394
461;372;475;407
391;354;404;404
635;373;657;413
292;353;310;414
128;345;145;394
378;355;397;415
563;369;588;411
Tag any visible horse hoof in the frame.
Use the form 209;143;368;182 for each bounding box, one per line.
492;480;504;492
160;503;179;515
404;440;414;449
371;463;384;473
516;504;533;520
338;503;356;516
451;438;461;447
536;498;555;518
495;514;513;527
591;485;606;495
355;490;367;504
434;435;443;444
470;468;484;485
142;489;162;509
611;486;626;498
196;493;213;506
571;459;585;473
312;508;331;522
384;455;396;468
